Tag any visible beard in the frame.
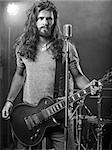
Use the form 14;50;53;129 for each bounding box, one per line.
38;26;53;38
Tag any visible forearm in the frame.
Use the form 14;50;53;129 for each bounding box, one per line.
70;61;90;89
7;72;25;103
75;75;90;89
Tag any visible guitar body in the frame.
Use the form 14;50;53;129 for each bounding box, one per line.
10;97;58;146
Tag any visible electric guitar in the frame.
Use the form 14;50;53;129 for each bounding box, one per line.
10;69;112;146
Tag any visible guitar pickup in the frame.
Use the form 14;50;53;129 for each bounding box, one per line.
24;116;35;130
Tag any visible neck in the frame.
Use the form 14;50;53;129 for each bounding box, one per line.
39;36;52;45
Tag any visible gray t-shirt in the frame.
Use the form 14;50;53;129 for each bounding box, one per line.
16;41;79;105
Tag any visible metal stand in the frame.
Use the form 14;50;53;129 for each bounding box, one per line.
71;97;88;150
77;100;84;150
91;84;103;150
76;98;87;150
70;95;97;150
64;38;70;150
96;90;103;150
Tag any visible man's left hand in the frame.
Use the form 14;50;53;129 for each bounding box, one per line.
90;79;102;95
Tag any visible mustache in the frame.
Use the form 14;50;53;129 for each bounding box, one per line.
40;26;49;29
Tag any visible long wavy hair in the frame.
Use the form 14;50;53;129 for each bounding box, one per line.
14;0;64;61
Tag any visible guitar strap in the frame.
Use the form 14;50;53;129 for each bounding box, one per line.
53;55;63;98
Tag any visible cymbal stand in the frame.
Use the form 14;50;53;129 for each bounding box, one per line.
71;95;95;150
96;88;103;150
72;97;86;150
77;99;85;150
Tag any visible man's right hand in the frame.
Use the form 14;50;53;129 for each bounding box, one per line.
2;101;13;119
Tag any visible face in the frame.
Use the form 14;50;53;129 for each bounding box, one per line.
36;10;55;37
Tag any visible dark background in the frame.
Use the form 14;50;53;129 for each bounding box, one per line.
0;0;112;149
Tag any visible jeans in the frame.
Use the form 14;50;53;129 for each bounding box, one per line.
16;123;76;150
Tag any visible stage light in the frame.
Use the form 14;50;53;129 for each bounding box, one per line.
7;3;19;16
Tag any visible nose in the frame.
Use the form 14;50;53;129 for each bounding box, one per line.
43;18;49;26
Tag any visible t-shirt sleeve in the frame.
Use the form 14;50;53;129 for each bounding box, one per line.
16;48;25;68
69;42;79;65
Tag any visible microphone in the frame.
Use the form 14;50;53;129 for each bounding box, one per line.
63;24;72;38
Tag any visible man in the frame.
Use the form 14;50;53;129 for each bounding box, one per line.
2;0;98;149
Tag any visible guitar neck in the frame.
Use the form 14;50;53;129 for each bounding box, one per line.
46;86;91;116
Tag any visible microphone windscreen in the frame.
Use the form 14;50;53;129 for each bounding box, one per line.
63;24;72;38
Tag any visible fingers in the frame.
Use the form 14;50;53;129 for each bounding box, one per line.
2;107;10;119
91;79;98;86
90;79;102;95
91;79;102;88
2;101;13;119
90;86;98;95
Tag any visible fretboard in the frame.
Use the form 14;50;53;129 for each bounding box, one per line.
46;86;91;116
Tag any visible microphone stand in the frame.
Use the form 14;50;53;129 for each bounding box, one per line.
64;37;70;150
63;24;72;150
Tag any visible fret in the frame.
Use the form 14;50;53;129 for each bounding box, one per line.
54;101;64;113
83;89;87;94
59;102;63;108
57;101;65;110
51;107;55;113
45;85;91;118
79;90;84;97
55;104;60;110
52;106;57;113
61;101;65;107
77;93;81;98
46;100;65;116
53;104;62;112
47;104;59;116
74;94;80;100
55;105;59;111
57;103;62;109
49;107;54;115
86;86;91;93
80;90;88;97
70;96;75;103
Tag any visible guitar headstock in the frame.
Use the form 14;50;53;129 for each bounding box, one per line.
100;68;112;85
